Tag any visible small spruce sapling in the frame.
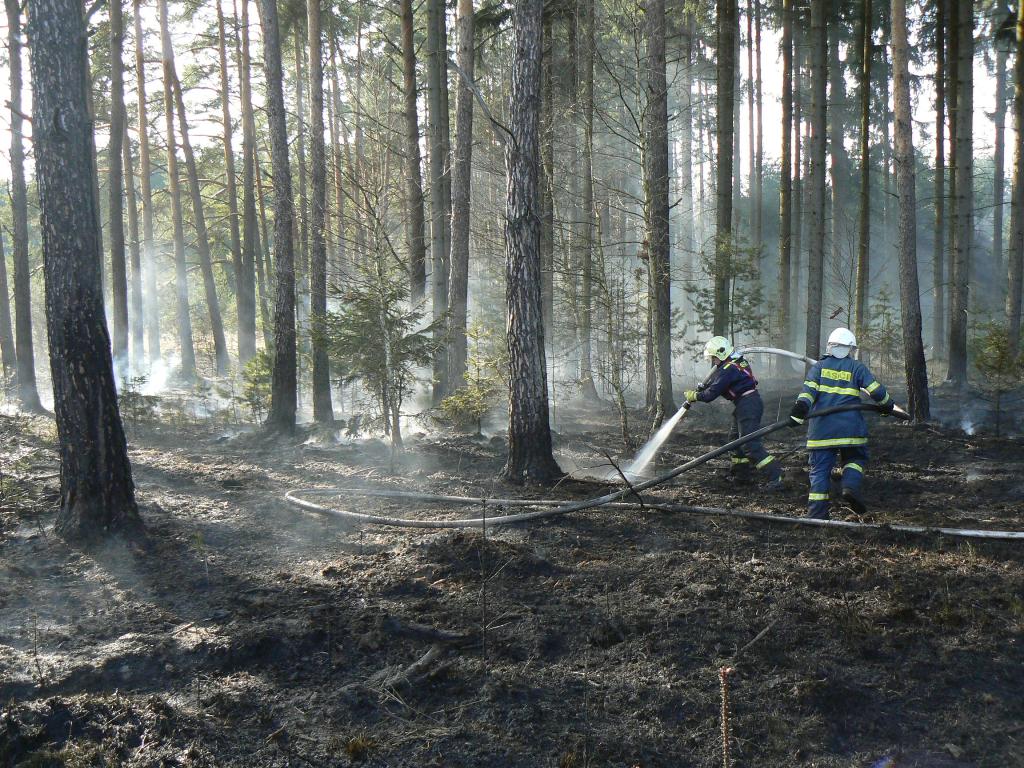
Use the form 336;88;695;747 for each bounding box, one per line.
972;322;1024;436
440;322;508;435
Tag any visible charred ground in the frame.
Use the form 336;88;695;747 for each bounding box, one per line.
1;398;1022;767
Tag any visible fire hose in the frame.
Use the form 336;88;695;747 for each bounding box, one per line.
284;402;1024;540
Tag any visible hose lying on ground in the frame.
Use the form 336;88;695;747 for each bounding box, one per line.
286;402;1023;540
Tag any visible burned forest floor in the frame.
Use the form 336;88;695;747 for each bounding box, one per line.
2;397;1024;768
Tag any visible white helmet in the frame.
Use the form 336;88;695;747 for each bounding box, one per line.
826;327;857;359
703;335;734;361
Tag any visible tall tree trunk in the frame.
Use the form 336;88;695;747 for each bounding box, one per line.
1007;0;1024;349
540;13;555;335
29;0;143;541
109;0;129;368
400;0;427;304
746;0;756;241
501;0;561;485
679;12;695;272
933;0;947;359
329;40;348;278
308;0;333;423
778;0;793;349
253;153;274;349
891;0;930;420
579;0;599;400
828;3;848;290
948;0;973;386
263;0;297;433
217;0;242;307
854;0;872;342
994;45;1008;289
237;0;259;364
447;0;476;390
159;0;196;381
713;0;737;337
134;0;161;363
427;0;452;403
294;36;310;363
793;44;804;329
0;227;16;376
5;0;44;412
171;73;230;375
123;126;145;368
805;0;827;360
754;0;763;247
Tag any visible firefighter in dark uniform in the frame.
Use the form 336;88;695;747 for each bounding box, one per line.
684;336;784;490
789;327;896;520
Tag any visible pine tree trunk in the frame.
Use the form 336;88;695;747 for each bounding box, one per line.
502;0;562;486
679;13;695;272
933;0;946;359
108;0;129;368
5;0;43;412
171;73;230;375
778;0;793;350
1007;0;1024;349
159;0;196;382
294;38;310;364
134;0;161;363
579;0;599;401
447;0;476;391
891;0;930;421
713;0;737;337
0;227;16;376
828;5;848;289
263;0;297;433
540;14;555;335
308;0;333;423
217;0;243;304
994;46;1008;288
948;0;973;387
792;45;804;330
746;0;756;241
123;126;145;368
805;0;827;360
329;40;348;278
237;0;259;364
400;0;428;304
427;0;452;403
854;0;872;342
754;0;764;247
29;0;144;541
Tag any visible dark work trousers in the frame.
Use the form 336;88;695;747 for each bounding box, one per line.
729;393;780;480
807;445;869;519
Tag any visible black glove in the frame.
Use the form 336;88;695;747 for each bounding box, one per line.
878;399;896;415
789;400;809;427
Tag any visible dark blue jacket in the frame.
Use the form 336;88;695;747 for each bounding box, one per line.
796;355;890;448
698;356;759;403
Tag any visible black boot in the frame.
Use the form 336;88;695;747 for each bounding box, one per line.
840;487;867;516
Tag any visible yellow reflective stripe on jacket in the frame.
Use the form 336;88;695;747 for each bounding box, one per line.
806;437;869;448
808;492;829;501
732;457;750;464
843;462;865;474
804;380;820;390
816;384;862;397
798;392;816;404
865;380;881;394
879;393;891;404
756;456;775;469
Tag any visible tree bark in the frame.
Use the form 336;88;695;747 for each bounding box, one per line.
217;0;243;308
28;0;143;541
294;36;310;362
645;0;675;422
171;73;230;376
540;14;554;336
934;0;947;358
308;0;334;423
891;0;930;420
501;0;562;485
579;0;599;401
746;0;756;241
427;0;452;403
329;39;348;279
805;0;827;360
778;0;793;350
5;0;44;412
854;0;872;342
679;12;695;273
948;0;973;386
134;0;161;363
1007;0;1024;349
828;3;848;285
713;0;737;337
994;44;1008;289
263;0;297;433
447;0;476;391
237;0;259;364
0;227;16;376
123;126;145;368
400;0;428;304
754;0;763;247
108;0;129;368
159;0;196;382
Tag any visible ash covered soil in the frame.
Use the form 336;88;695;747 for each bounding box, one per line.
1;401;1023;767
